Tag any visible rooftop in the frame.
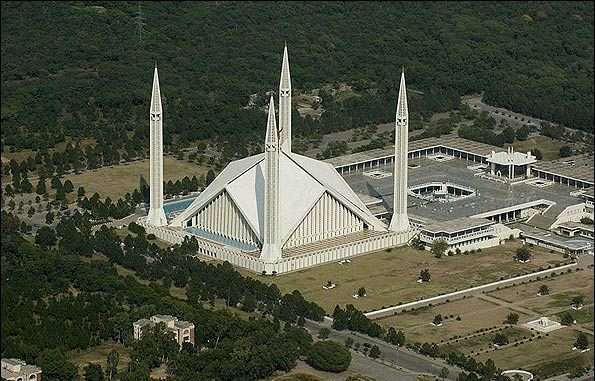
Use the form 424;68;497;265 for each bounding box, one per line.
1;358;41;378
323;135;500;168
342;156;585;223
422;217;494;234
517;224;594;251
532;154;595;184
486;146;536;166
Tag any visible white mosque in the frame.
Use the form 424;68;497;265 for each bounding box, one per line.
139;46;412;274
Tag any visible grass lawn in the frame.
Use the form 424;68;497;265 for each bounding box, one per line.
556;305;594;325
67;342;130;376
64;156;208;199
377;297;529;344
510;135;566;161
259;242;564;313
476;328;593;378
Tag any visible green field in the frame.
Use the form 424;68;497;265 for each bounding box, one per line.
260;242;565;313
510;136;566;161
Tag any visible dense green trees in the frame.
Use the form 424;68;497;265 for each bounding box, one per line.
1;212;325;381
1;2;592;158
306;341;351;373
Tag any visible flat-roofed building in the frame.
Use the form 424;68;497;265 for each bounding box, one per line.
133;315;195;348
1;358;42;381
418;217;499;252
556;221;594;239
521;226;594;256
531;154;594;188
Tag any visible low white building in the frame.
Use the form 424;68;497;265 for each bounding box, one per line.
419;217;499;253
133;315;195;348
486;146;536;180
1;358;42;381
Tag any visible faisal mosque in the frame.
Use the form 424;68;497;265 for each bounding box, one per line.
139;46;412;274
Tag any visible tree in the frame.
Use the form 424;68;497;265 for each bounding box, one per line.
64;179;74;193
560;312;574;326
106;350;120;381
580;217;594;225
574;332;589;350
419;269;431;282
78;186;86;198
36;178;47;195
433;314;443;326
369;345;381;358
46;211;55;224
515;246;531;262
501;127;515;143
36;226;57;248
27;205;35;217
572;295;584;308
37;348;78;381
206;169;216;186
493;333;509;346
306;340;351;372
559;145;573;158
440;367;450;380
538;285;549;295
516;125;529;141
318;327;330;339
504;312;519;325
385;327;405;346
431;240;448;258
530;148;543;160
84;363;104;381
357;287;366;297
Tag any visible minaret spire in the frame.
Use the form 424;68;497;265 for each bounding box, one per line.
262;96;282;266
278;44;292;152
389;69;410;233
147;65;167;226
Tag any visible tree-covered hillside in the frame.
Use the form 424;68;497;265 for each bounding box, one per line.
2;1;593;151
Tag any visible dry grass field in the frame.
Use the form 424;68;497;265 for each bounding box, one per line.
262;242;564;313
376;297;529;344
68;342;130;376
64;156;208;199
476;329;593;378
487;269;593;305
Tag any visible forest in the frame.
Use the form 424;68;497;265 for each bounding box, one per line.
1;2;593;157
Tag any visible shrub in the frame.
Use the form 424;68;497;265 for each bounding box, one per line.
306;341;352;372
146;233;156;240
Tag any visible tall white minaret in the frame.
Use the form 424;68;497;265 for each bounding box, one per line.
147;66;167;226
261;96;282;263
389;70;410;233
278;44;292;152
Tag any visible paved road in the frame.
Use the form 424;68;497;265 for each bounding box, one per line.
304;319;461;380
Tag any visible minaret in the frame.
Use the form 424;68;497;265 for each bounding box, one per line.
146;66;167;226
261;96;282;263
389;70;410;233
278;44;292;152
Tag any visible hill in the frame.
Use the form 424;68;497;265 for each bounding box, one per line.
1;2;593;155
